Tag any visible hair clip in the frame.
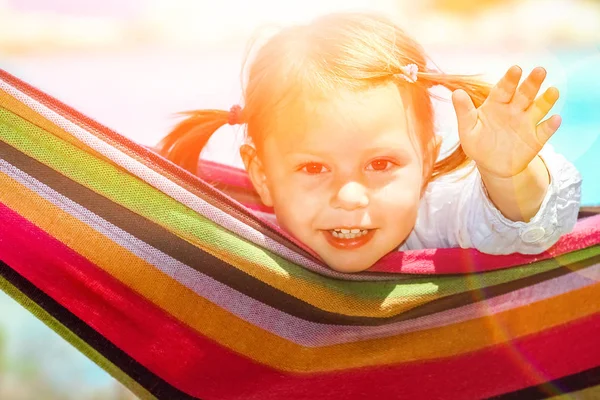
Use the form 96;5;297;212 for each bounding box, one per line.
397;63;418;83
228;105;243;125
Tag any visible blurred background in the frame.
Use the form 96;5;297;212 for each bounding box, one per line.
0;0;599;398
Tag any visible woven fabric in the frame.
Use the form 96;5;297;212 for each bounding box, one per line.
1;68;599;400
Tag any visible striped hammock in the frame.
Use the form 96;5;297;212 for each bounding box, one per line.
1;68;599;400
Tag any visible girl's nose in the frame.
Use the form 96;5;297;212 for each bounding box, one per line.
332;181;369;210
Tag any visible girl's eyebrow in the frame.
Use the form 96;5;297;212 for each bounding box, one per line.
283;151;329;160
283;147;413;162
363;146;413;160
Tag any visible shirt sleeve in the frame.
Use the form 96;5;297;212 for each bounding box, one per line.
403;144;582;254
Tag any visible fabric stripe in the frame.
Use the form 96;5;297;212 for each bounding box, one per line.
2;82;600;278
0;265;198;400
0;204;283;399
2;69;600;400
1;189;600;372
2;68;600;400
1;223;599;400
4;125;580;310
1;109;453;312
0;87;114;165
0;158;411;329
0;158;437;320
0;268;160;400
0;143;424;314
1;155;599;348
0;73;323;267
0;129;592;306
0;83;346;277
1;152;598;327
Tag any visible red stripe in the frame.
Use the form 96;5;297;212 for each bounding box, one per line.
0;202;598;399
198;160;256;192
373;214;600;274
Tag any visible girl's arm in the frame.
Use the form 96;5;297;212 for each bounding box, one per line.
479;155;549;222
403;144;581;255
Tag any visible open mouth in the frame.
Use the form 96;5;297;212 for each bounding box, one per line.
329;228;369;239
323;228;376;250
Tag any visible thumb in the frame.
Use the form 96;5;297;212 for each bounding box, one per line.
452;89;478;138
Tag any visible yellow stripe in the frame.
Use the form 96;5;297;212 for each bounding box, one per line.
1;170;599;373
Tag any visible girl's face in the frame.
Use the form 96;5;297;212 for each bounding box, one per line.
245;83;424;272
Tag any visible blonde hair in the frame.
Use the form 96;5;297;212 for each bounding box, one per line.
155;12;491;184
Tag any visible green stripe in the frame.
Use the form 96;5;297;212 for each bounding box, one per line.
0;274;156;400
0;108;339;282
1;107;598;302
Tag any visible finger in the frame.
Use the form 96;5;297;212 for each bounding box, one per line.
452;89;478;138
487;65;522;103
536;114;562;144
512;67;546;110
528;86;560;123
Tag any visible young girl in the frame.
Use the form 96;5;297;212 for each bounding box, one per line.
156;12;582;273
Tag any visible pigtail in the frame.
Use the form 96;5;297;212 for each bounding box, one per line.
154;110;231;174
424;73;492;180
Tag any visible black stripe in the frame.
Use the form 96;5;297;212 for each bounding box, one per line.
1;139;599;326
489;365;600;399
0;139;399;326
0;260;200;400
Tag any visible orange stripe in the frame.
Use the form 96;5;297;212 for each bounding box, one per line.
0;104;450;316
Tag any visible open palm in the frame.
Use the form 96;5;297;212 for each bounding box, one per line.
452;66;561;178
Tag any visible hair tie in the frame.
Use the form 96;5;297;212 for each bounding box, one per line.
397;63;418;83
228;105;243;125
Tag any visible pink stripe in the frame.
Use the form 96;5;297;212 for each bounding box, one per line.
192;159;600;274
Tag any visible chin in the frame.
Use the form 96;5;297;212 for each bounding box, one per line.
315;236;406;273
321;255;380;273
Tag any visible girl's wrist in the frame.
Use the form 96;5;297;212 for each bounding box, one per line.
477;155;545;182
478;156;550;222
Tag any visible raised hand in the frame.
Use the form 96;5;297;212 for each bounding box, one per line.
452;66;561;178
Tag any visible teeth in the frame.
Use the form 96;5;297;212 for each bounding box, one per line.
330;229;369;239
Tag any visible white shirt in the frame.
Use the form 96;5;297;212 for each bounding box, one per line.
400;144;582;254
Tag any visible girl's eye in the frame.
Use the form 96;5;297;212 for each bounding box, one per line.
301;163;327;174
367;159;393;171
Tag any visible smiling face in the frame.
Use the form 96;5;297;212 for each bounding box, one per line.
243;83;424;272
